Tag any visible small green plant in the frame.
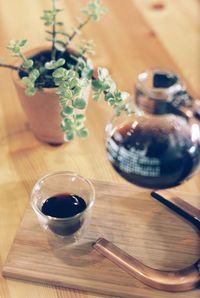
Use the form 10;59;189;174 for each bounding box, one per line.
0;0;129;141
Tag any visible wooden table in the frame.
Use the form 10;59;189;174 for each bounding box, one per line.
0;0;199;297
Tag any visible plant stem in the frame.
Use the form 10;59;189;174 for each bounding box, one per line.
19;53;26;63
51;0;57;60
65;16;91;49
46;30;70;37
0;62;21;71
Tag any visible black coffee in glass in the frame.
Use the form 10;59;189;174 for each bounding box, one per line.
41;193;87;236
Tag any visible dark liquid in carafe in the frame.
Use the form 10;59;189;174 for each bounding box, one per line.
107;117;200;189
41;193;87;235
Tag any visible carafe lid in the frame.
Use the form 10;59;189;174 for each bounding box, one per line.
135;69;200;119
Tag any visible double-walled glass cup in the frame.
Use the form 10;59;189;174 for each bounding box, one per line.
31;171;95;246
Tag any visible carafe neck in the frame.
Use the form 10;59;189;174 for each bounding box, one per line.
135;69;200;121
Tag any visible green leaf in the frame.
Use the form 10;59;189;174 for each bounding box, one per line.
55;41;66;52
52;67;68;78
75;114;85;121
12;47;20;54
64;89;73;99
61;118;73;130
22;59;33;69
21;77;31;86
55;30;69;36
97;67;109;79
69;78;78;89
29;69;40;81
45;58;65;70
19;39;27;47
120;91;129;101
108;81;117;92
90;14;98;21
55;39;66;45
67;69;77;79
63;106;74;115
54;78;63;86
82;68;93;80
41;10;56;26
76;57;86;70
64;131;74;141
75;120;83;128
73;98;86;109
59;97;68;105
25;86;37;96
55;8;64;13
7;39;27;55
107;99;116;106
114;108;121;117
92;93;100;101
58;81;70;89
77;127;89;138
80;78;89;88
72;86;81;97
105;92;114;101
92;80;102;90
46;37;54;42
81;0;107;21
55;21;64;26
45;30;53;35
55;58;66;67
39;66;46;74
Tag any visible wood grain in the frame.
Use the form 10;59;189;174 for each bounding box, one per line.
3;180;200;298
133;0;200;96
0;0;200;297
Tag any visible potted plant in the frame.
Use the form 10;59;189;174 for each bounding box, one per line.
0;0;129;144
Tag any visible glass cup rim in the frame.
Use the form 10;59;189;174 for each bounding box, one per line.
30;171;95;221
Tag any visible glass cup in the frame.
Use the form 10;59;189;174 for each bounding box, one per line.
31;171;95;246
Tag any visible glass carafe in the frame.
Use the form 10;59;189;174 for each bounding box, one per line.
106;69;200;189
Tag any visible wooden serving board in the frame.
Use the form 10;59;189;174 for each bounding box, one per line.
2;180;200;298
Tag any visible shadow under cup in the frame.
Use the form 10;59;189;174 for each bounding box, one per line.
30;171;95;245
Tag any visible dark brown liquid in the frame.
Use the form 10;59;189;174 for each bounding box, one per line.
42;193;87;218
107;117;200;189
41;193;87;236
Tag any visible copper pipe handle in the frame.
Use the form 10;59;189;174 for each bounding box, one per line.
94;238;200;292
93;191;200;292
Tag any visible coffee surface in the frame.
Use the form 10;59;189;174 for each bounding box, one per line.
41;193;87;218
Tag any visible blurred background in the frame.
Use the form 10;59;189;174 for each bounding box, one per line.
1;0;200;93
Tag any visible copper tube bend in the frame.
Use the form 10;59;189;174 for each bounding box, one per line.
93;190;200;292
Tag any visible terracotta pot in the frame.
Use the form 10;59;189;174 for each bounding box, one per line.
12;46;91;145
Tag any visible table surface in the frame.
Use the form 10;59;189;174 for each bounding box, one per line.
0;0;199;297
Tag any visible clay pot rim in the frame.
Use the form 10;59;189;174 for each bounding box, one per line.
11;45;89;94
